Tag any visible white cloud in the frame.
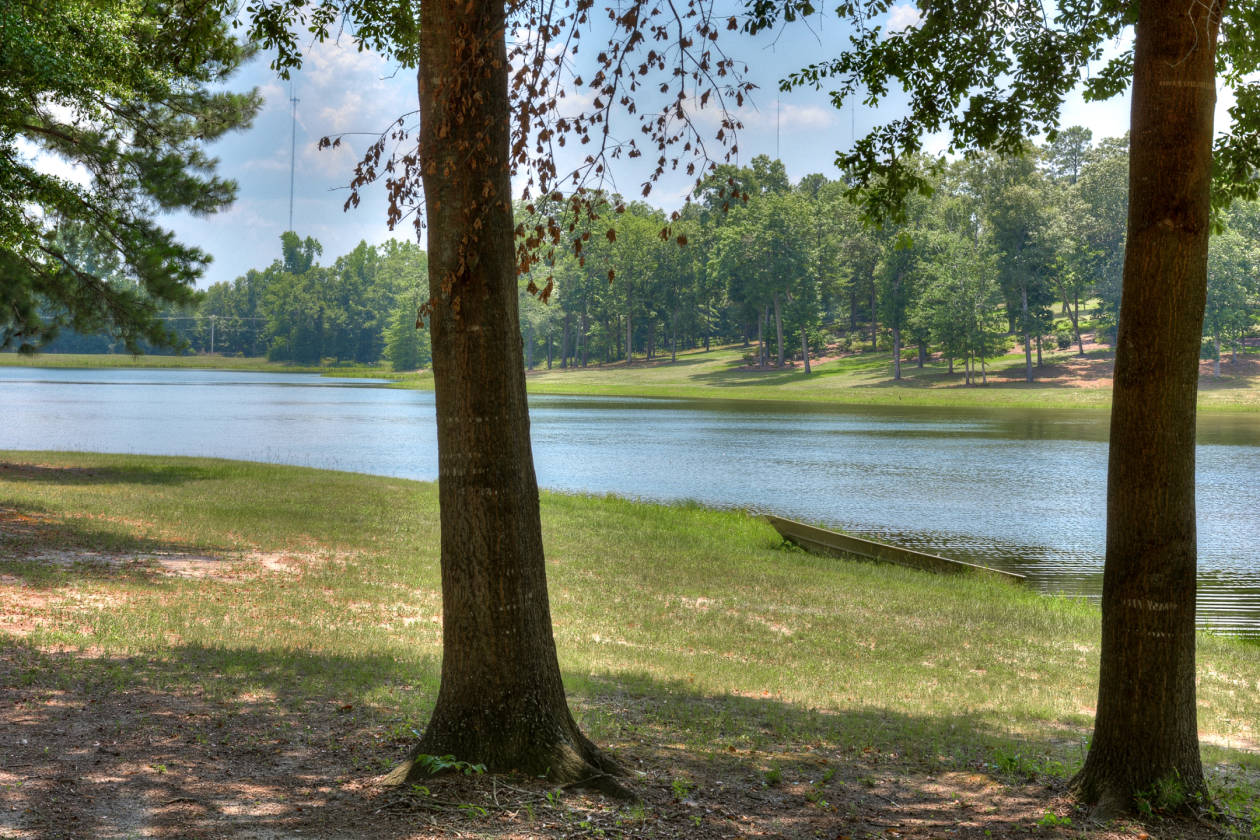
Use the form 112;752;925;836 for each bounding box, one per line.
15;139;92;188
777;103;836;131
883;3;923;37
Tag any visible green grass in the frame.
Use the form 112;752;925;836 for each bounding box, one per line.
521;344;1260;411
10;342;1257;410
2;451;1257;783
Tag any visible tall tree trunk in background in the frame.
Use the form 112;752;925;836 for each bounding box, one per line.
892;323;902;380
917;340;926;368
1073;294;1086;356
757;306;766;367
625;308;633;363
385;0;622;791
580;311;589;367
1021;284;1033;382
671;312;677;363
772;293;785;367
560;312;571;368
801;328;811;375
1036;333;1043;367
1071;0;1216;814
869;287;877;351
525;324;534;369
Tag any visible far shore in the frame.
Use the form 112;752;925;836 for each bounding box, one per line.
4;343;1258;410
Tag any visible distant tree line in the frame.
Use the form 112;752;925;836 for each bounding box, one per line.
43;233;433;371
520;133;1259;382
40;131;1259;378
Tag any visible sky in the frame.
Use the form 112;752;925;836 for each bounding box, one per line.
158;2;1147;290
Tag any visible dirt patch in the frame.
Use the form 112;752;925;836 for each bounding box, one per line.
3;546;340;581
0;649;1243;840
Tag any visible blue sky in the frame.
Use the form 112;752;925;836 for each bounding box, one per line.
161;3;1144;289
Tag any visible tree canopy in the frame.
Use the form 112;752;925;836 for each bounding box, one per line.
0;0;258;352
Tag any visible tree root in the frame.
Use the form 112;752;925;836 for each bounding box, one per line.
380;729;636;801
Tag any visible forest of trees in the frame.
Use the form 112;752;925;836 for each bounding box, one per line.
43;133;1259;380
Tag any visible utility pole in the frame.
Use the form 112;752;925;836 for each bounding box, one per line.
289;79;299;232
209;315;216;355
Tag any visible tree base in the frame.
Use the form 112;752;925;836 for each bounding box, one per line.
381;728;634;801
1070;764;1207;821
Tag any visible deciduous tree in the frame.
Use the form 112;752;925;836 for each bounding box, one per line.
247;0;750;791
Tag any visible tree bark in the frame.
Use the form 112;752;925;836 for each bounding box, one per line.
385;0;623;792
1071;0;1217;814
801;328;811;375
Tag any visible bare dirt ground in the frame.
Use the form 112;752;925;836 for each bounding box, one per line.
0;662;1232;840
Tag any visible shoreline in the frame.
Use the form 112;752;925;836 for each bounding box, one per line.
4;346;1258;411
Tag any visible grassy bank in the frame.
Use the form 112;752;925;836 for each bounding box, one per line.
1;453;1256;837
0;351;401;381
7;343;1260;410
522;344;1260;411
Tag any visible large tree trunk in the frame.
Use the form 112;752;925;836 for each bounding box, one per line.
1071;0;1217;814
385;0;622;792
801;328;811;375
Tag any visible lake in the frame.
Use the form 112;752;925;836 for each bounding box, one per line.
2;366;1259;635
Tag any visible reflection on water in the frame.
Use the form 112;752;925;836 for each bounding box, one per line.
2;367;1258;635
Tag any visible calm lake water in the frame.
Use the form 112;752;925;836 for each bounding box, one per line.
3;366;1259;635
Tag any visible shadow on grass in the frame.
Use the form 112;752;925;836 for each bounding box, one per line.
0;640;1101;840
0;460;217;487
0;501;233;588
690;365;816;388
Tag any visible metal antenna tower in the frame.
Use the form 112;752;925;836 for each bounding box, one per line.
288;79;299;232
